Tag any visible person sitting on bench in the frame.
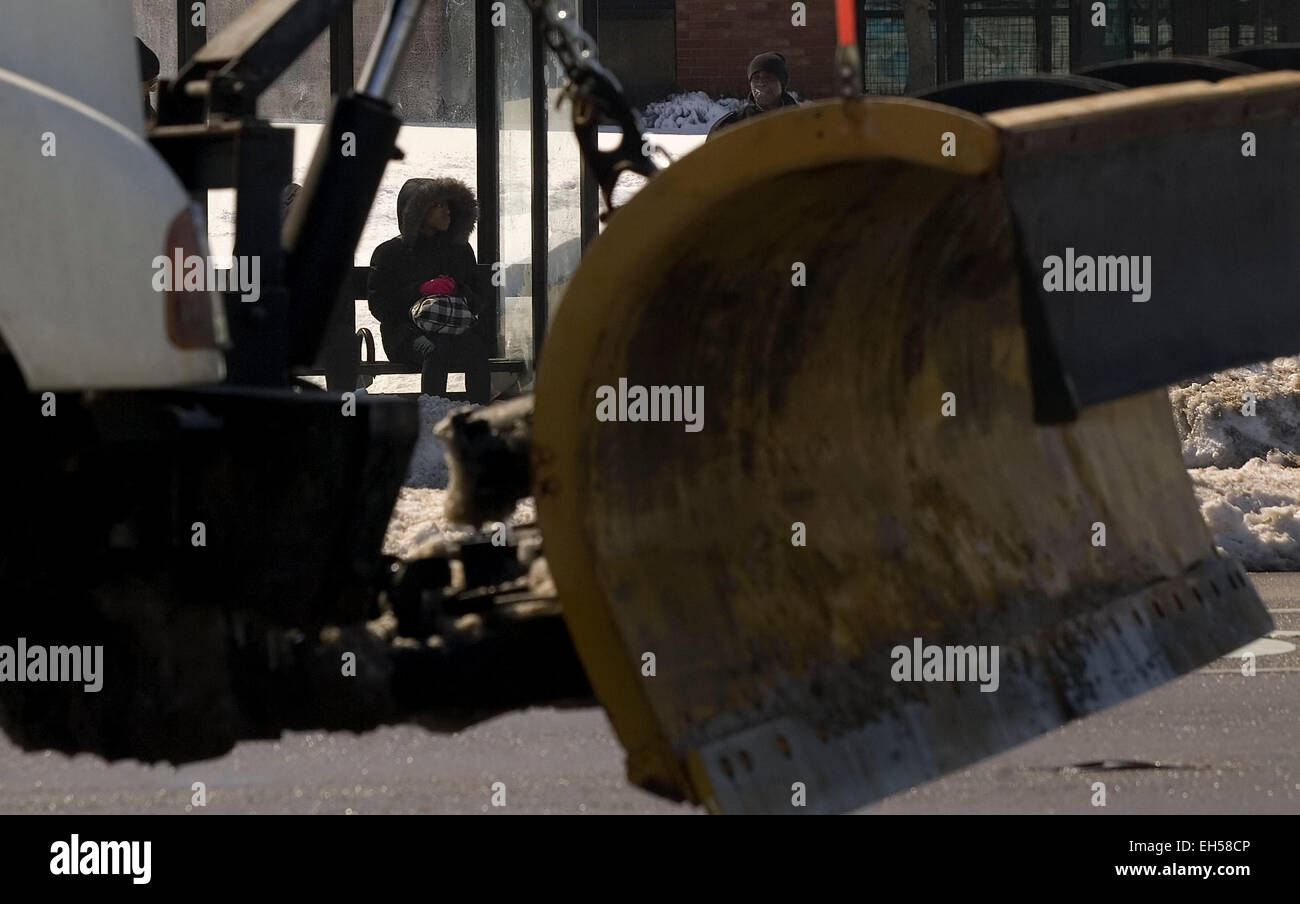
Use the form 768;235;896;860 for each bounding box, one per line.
367;177;491;402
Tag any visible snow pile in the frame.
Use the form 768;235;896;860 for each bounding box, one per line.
384;488;536;560
1168;357;1300;468
381;393;537;559
1168;357;1300;569
1189;462;1300;570
639;92;741;132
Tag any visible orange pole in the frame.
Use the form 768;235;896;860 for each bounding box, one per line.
836;0;857;47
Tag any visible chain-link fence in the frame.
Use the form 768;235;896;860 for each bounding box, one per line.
1206;0;1286;55
864;0;1300;96
962;1;1071;80
864;1;1071;95
863;2;919;95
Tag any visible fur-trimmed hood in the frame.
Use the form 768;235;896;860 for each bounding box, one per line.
396;177;478;247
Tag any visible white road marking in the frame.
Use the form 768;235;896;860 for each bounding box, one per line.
1225;638;1296;657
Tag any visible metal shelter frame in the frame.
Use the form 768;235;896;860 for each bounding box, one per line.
169;0;601;379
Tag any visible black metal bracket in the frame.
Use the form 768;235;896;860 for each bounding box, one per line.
160;0;354;123
568;63;658;216
150;121;294;386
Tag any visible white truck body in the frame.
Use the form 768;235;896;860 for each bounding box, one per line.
0;0;226;389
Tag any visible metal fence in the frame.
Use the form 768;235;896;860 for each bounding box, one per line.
863;1;1072;95
864;0;1300;95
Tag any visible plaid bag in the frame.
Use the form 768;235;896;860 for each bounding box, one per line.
410;294;476;336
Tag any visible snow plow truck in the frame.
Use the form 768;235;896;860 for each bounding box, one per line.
0;0;1294;813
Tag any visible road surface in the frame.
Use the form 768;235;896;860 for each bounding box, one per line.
1;574;1297;814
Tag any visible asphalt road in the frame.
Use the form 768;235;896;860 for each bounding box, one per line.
1;574;1298;815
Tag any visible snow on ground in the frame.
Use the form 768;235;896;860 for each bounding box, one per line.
383;488;536;561
607;130;707;207
1169;357;1300;570
401;395;465;490
381;393;536;560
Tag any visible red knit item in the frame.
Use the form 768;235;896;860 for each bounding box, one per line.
420;275;458;296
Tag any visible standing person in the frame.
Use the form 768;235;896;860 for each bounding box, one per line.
136;37;160;121
367;177;491;402
707;51;802;140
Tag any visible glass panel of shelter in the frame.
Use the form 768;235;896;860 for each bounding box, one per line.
198;0;332;265
497;1;535;390
350;1;481;376
546;0;584;338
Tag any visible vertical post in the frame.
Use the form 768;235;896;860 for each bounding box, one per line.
229;126;293;386
476;0;502;355
1037;0;1053;73
855;0;868;93
939;0;964;83
1281;2;1300;42
531;11;549;363
579;0;600;251
934;2;946;83
1126;1;1137;58
175;0;208;68
323;6;357;390
1172;0;1208;56
329;6;355;99
1069;0;1079;69
1228;0;1239;48
1071;0;1107;69
175;1;209;218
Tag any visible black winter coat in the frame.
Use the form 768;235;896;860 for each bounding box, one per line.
706;92;802;140
368;177;486;365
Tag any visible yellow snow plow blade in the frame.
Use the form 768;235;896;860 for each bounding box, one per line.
533;81;1287;813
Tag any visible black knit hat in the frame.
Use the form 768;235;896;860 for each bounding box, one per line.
747;51;788;88
136;37;160;82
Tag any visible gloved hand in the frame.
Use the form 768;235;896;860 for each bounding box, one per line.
412;335;438;358
420;275;458;296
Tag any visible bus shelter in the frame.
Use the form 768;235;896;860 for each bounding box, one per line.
152;0;601;392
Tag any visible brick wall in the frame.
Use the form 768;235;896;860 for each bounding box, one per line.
676;0;837;99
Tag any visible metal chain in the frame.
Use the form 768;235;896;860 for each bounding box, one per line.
519;0;659;216
522;0;590;79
